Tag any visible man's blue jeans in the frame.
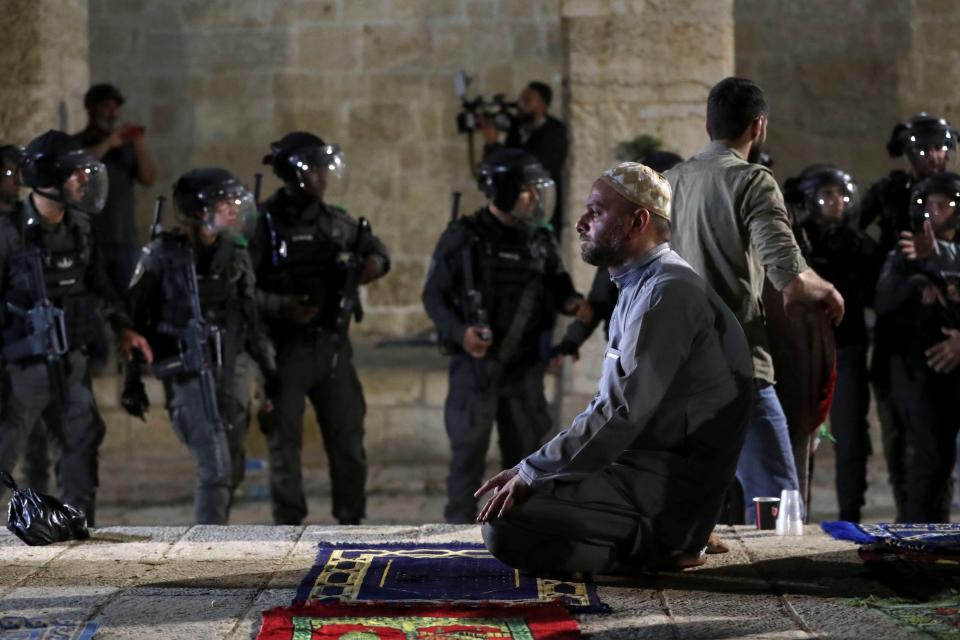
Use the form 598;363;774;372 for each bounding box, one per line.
736;383;800;524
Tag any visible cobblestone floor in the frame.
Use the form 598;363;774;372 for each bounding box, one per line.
0;525;926;639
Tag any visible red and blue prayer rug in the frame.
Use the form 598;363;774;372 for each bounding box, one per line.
295;542;608;613
257;602;581;640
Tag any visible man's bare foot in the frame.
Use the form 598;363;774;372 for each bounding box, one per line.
653;552;708;572
706;532;730;554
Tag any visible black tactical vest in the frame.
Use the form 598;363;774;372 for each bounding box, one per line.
4;213;95;349
462;213;551;339
258;199;347;328
153;233;246;379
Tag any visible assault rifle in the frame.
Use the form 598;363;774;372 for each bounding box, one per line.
330;217;371;371
149;196;222;424
453;192;491;345
3;248;69;409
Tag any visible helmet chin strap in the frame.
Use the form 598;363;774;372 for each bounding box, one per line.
31;186;68;208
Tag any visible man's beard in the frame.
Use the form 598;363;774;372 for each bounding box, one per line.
747;142;764;165
580;226;626;267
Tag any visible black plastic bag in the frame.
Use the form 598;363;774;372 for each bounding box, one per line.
1;470;89;545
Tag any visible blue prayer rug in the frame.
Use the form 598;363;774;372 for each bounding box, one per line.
821;522;960;554
0;615;99;639
295;542;609;613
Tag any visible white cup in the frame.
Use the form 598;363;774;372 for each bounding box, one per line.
776;489;804;536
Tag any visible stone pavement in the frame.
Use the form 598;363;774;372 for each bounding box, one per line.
0;524;925;639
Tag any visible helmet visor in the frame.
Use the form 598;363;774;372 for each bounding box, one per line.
906;127;957;153
912;189;960;234
811;180;858;222
512;176;556;223
60;151;108;214
288;144;348;201
197;182;257;236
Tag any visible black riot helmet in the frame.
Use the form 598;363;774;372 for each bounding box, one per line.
173;167;256;237
887;113;957;175
477;148;555;222
909;171;960;234
783;163;858;220
20;130;108;214
262;131;348;201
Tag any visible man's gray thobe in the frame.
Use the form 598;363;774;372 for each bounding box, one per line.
482;244;753;574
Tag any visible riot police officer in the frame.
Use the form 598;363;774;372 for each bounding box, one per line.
784;164;881;522
422;148;584;524
0;130;152;525
123;167;277;524
875;171;960;522
251;132;390;526
0;144;53;494
860;113;958;520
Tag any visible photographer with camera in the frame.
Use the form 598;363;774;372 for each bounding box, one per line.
783;164;881;523
422;148;583;524
875;171;960;522
479;82;568;238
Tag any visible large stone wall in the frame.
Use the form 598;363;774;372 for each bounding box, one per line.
558;0;735;413
0;0;90;143
734;0;936;190
88;0;563;337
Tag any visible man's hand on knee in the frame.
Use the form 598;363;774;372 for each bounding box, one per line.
474;467;532;522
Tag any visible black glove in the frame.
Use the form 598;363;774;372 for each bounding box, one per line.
121;376;150;421
549;339;580;359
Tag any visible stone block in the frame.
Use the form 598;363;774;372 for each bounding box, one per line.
91;588;258;638
348;102;415;143
512;24;546;58
536;0;562;19
92;375;120;410
274;103;342;140
361;366;424;406
466;0;496;19
179;0;271;29
0;586;118;625
188;31;289;74
166;525;300;561
361;406;390;453
393;0;463;20
367;73;428;102
271;0;338;25
431;24;509;70
366;258;427;308
342;0;392;22
498;0;535;19
353;308;435;337
295;25;362;71
398;142;426;173
560;0;610;18
272;72;329;104
424;370;449;407
361;23;431;71
381;406;447;462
